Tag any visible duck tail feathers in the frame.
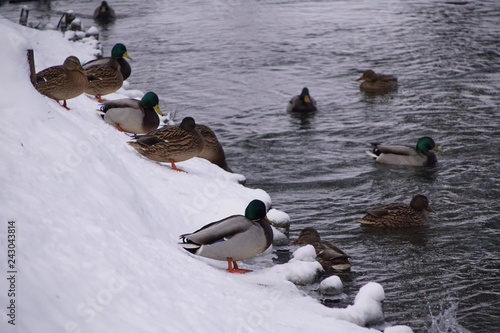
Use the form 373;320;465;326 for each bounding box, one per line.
365;150;378;159
179;237;201;254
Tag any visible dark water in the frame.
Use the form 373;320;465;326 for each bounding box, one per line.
2;1;499;332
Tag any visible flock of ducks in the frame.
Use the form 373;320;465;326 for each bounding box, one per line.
31;13;442;274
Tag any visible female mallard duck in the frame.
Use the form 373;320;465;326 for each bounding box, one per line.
180;199;273;273
34;56;89;110
357;69;398;94
93;1;116;24
128;116;204;172
83;43;132;80
366;136;443;167
83;53;123;103
356;194;434;227
195;124;233;172
287;87;318;113
100;92;163;134
290;227;351;273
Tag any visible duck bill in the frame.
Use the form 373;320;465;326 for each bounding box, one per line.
289;241;298;246
123;52;132;60
433;146;444;152
356;75;364;81
425;205;434;213
154;105;163;116
78;67;87;74
304;95;311;103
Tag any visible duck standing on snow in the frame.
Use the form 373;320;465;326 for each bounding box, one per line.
195;124;233;172
179;199;273;273
83;43;132;80
93;1;116;24
356;69;398;94
287;87;318;113
34;56;89;110
366;136;443;167
290;227;351;273
128;117;204;172
83;50;124;103
356;194;434;227
99;92;163;134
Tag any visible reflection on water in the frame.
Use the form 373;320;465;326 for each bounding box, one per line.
2;0;499;332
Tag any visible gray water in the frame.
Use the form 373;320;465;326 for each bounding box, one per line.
2;0;499;332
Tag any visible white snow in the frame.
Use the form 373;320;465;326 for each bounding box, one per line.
0;18;413;333
319;275;344;294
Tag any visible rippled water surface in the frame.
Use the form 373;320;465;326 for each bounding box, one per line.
2;0;499;332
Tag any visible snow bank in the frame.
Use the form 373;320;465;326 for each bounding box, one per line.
0;18;411;333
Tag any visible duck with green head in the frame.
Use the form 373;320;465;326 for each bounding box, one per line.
356;194;434;227
100;92;163;134
128;116;204;172
34;56;89;110
287;87;318;113
179;199;274;273
83;43;132;80
366;137;443;167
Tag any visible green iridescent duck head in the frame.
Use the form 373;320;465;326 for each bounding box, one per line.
111;43;132;60
416;137;443;155
140;92;163;115
244;200;267;221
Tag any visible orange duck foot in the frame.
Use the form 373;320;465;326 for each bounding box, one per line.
226;258;252;274
97;94;103;103
170;159;186;173
114;123;124;132
56;99;70;110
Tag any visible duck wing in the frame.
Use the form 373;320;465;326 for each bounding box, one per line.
374;144;417;156
365;203;407;217
180;215;251;245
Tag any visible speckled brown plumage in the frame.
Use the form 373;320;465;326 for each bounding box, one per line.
356;194;433;227
356;69;398;94
195;124;232;172
34;56;88;109
84;57;123;102
290;227;351;273
128;117;204;171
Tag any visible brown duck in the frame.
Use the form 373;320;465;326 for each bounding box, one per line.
195;124;233;172
83;56;123;103
357;69;398;94
356;194;433;227
290;227;351;273
34;56;89;110
128;117;204;172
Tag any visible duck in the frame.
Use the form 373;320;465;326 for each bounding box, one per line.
356;69;398;94
83;43;132;80
287;87;318;113
83;52;123;103
93;1;116;24
356;194;434;227
195;124;233;172
366;137;443;167
34;56;89;110
128;116;204;172
99;92;163;134
290;227;351;273
179;199;273;273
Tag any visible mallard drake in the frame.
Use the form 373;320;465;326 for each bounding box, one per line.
356;194;433;227
287;87;318;113
83;43;132;80
93;1;116;24
357;69;398;94
83;54;123;103
195;124;233;172
34;56;88;110
128;116;204;172
100;92;163;134
290;227;351;273
180;199;273;273
366;137;443;167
